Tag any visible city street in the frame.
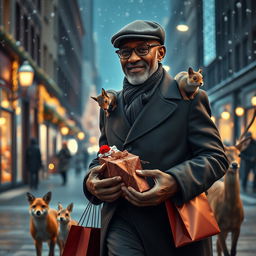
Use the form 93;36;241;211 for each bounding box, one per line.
0;169;256;256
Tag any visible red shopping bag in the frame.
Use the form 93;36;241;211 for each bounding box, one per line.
62;225;100;256
165;193;220;247
62;202;101;256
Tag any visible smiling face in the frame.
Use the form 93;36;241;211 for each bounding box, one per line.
118;39;166;85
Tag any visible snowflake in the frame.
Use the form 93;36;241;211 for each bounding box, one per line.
79;7;83;11
33;10;37;14
229;69;233;73
51;12;55;17
125;12;130;17
236;2;242;8
228;40;232;44
218;56;223;60
224;16;228;22
248;56;252;60
246;9;251;13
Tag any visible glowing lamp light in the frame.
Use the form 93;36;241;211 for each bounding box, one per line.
1;100;10;108
60;126;69;135
211;116;216;123
89;136;97;144
48;163;55;170
0;117;6;125
235;107;244;117
221;110;230;120
18;61;34;87
67;139;78;155
251;96;256;106
176;24;189;32
77;131;85;140
16;106;21;115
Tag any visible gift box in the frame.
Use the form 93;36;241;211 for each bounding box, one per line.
99;146;149;192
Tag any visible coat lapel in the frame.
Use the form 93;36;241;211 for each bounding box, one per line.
124;72;182;146
107;91;131;142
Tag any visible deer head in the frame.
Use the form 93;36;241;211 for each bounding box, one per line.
224;108;255;165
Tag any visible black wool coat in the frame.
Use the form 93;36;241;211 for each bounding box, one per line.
83;71;229;256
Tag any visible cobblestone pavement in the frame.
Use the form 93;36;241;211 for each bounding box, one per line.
0;169;255;256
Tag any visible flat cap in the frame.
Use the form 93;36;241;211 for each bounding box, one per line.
111;20;165;48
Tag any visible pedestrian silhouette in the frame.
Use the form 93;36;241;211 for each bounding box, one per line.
240;132;256;192
25;138;42;190
57;141;72;185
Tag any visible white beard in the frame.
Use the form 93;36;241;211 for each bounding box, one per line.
125;62;159;85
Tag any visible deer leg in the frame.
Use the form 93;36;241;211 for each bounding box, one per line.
230;229;240;256
216;237;222;256
218;232;230;256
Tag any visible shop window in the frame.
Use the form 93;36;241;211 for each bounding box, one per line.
16;100;22;182
218;103;234;145
0;110;12;184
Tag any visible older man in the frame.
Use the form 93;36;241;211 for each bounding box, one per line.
84;20;229;256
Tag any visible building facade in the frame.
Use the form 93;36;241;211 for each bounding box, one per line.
166;0;256;145
0;0;84;191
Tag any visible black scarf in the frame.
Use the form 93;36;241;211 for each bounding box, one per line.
123;63;164;125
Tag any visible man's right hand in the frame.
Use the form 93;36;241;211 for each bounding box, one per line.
86;164;123;203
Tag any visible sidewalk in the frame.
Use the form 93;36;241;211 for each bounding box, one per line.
0;169;256;256
0;169;88;256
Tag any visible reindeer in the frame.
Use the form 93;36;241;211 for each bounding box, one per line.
207;108;256;256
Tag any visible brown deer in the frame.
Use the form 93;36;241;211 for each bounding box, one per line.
207;108;256;256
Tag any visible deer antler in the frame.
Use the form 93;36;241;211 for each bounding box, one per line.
237;108;256;143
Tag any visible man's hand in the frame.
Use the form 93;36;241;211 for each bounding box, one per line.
121;169;179;207
86;164;123;203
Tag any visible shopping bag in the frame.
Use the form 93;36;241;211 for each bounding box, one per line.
62;202;102;256
62;225;100;256
165;193;220;247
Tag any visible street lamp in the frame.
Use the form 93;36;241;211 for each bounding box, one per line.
60;126;69;136
251;96;256;106
77;131;85;140
221;110;230;120
235;107;244;117
18;61;34;87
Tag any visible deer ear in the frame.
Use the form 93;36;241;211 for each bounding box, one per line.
91;96;98;102
188;67;194;75
67;203;73;212
58;203;63;211
43;191;52;204
198;68;203;74
26;192;35;204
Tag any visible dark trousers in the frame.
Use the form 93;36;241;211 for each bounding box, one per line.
105;200;212;256
29;171;39;189
60;171;67;185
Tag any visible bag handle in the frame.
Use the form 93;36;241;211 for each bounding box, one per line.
78;201;102;228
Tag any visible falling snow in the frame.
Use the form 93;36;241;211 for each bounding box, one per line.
228;40;232;44
236;2;242;8
224;16;228;22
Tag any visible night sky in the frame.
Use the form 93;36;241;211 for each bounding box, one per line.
93;0;170;91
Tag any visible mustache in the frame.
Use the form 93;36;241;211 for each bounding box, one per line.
126;61;148;69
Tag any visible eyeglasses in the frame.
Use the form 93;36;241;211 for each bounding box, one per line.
115;44;162;59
